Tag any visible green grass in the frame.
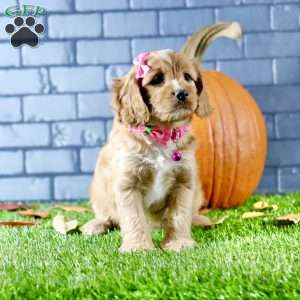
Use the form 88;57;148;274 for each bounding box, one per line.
1;195;300;299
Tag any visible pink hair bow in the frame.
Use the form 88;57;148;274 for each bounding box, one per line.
133;52;150;79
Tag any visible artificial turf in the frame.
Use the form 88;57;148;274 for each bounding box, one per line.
0;195;300;300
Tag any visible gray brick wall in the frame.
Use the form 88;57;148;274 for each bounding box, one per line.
0;0;299;201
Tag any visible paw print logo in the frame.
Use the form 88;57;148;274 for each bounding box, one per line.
5;16;44;47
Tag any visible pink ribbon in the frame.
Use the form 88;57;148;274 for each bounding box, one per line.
130;126;190;146
133;52;150;79
151;128;172;146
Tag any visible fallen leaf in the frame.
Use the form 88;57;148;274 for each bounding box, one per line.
277;214;300;225
0;204;32;211
214;215;229;225
253;200;278;211
0;221;36;226
199;208;211;215
242;211;265;219
18;210;49;219
53;205;91;213
193;214;228;228
52;215;79;234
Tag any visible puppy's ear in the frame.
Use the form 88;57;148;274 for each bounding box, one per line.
193;61;213;118
112;68;150;126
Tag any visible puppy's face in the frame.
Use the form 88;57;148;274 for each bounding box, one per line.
112;50;212;126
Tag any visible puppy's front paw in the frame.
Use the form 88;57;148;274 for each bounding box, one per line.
119;241;155;253
162;239;196;252
80;219;110;236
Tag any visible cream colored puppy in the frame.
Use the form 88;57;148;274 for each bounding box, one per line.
81;50;212;253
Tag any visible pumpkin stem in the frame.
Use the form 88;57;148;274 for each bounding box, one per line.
180;22;242;61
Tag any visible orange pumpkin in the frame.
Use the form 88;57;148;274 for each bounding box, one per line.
182;23;267;208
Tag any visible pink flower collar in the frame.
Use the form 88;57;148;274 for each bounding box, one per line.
129;125;190;161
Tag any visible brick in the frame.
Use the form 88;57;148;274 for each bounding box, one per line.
271;4;300;30
104;12;157;37
202;38;243;61
105;65;131;89
24;95;76;122
76;0;128;11
248;86;300;113
130;0;184;9
216;6;270;31
106;119;113;137
274;58;300;84
276;113;300;139
0;177;50;201
201;61;216;70
243;0;299;3
279;167;300;192
77;40;130;64
0;124;49;148
48;14;102;38
19;0;72;12
0;17;11;40
0;151;23;175
245;33;300;58
80;147;100;172
0;43;19;67
52;121;105;147
0;97;21;122
242;0;271;3
0;69;43;95
78;93;113;119
267;140;300;167
160;9;213;35
54;175;90;200
274;0;300;2
265;114;275;139
132;37;185;58
22;42;73;66
0;0;17;14
256;168;278;193
26;150;77;174
218;59;272;85
187;0;240;6
49;67;105;92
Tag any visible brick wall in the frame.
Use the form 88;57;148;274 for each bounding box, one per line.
0;0;299;201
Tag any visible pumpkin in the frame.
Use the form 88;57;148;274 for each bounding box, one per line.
181;23;267;208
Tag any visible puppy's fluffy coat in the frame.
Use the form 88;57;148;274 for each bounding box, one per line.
82;50;212;252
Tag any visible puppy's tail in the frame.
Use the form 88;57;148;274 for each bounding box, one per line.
192;214;214;227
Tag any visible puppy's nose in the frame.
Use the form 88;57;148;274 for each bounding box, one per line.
176;89;188;102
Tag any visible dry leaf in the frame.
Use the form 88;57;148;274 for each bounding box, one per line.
18;210;49;219
0;221;36;226
193;214;228;228
277;214;300;225
199;208;211;215
0;204;32;211
242;211;265;219
52;215;79;234
214;215;229;225
53;205;91;213
253;200;278;211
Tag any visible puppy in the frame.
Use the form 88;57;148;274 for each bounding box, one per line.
81;50;212;252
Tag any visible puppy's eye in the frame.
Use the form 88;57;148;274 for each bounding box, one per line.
184;73;193;82
149;73;164;85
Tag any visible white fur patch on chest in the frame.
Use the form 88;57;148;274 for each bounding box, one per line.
143;142;179;211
